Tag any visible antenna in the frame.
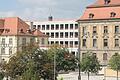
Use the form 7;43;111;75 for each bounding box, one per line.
48;8;53;21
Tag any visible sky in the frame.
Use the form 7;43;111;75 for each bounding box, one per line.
0;0;96;21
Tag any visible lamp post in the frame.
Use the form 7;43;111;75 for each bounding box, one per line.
78;23;81;80
54;53;56;80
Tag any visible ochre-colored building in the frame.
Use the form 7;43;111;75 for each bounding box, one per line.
77;0;120;65
0;17;48;61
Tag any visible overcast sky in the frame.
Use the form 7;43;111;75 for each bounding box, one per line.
0;0;96;20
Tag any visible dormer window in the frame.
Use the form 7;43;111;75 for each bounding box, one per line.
104;0;111;4
110;12;116;17
89;13;94;19
19;29;24;33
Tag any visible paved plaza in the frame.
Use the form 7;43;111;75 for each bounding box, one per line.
58;72;120;80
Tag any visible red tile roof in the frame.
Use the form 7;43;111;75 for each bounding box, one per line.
78;0;120;21
32;29;48;37
88;0;120;8
0;17;47;37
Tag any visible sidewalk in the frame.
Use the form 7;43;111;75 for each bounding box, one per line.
58;72;120;80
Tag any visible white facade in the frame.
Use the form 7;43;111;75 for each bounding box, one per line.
26;19;79;56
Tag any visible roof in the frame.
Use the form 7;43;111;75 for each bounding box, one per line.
88;0;120;8
77;0;120;21
0;17;47;37
32;29;48;37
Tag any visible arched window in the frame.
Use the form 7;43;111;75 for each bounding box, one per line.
103;53;107;60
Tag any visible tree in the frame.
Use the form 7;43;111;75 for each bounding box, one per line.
47;44;77;79
3;44;77;80
81;52;101;80
4;43;54;80
108;53;120;80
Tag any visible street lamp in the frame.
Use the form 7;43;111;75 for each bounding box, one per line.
54;53;56;80
78;23;81;80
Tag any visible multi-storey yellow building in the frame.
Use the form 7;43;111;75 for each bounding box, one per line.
77;0;120;65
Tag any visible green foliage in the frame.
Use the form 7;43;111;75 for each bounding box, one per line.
3;44;77;80
81;52;101;80
4;44;54;80
109;53;120;71
48;44;77;72
0;72;4;80
108;53;120;80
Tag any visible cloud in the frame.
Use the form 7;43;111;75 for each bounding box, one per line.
17;0;57;7
0;0;96;20
0;11;16;17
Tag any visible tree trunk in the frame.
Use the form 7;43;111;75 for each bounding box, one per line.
88;72;89;80
117;70;118;80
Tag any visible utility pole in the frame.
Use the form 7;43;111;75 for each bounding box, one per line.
54;53;56;80
78;23;81;80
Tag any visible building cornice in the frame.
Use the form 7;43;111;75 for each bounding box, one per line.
77;18;120;23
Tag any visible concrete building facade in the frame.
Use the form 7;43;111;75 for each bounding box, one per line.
77;0;120;65
26;19;79;56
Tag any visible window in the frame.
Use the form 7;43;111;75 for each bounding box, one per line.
51;33;54;38
82;39;86;47
93;26;97;34
89;13;94;19
46;33;49;36
56;24;59;30
110;12;116;17
60;41;63;45
65;32;68;38
93;39;97;47
104;26;108;34
115;26;119;33
75;41;78;47
46;25;49;30
83;27;86;35
51;41;54;44
60;24;64;30
70;24;73;29
30;38;34;43
115;39;119;47
70;41;73;47
60;32;63;38
51;25;54;30
33;25;36;29
75;32;78;38
9;38;13;45
1;48;5;54
70;32;73;38
9;47;12;54
103;53;107;60
104;39;108;47
2;38;5;45
42;25;45;30
41;38;45;45
55;41;59;44
38;25;41;29
75;24;78;29
22;38;26;45
55;32;59;38
65;24;68;29
65;41;68;47
104;0;110;4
